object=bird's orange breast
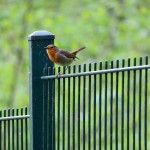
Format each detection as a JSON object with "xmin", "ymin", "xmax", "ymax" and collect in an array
[{"xmin": 46, "ymin": 49, "xmax": 60, "ymax": 63}]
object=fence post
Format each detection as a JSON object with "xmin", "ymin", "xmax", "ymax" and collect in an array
[{"xmin": 28, "ymin": 30, "xmax": 55, "ymax": 150}]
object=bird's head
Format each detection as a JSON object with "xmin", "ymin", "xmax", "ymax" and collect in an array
[{"xmin": 44, "ymin": 44, "xmax": 58, "ymax": 51}]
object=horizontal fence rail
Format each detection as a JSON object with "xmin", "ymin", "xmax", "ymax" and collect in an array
[
  {"xmin": 0, "ymin": 107, "xmax": 30, "ymax": 150},
  {"xmin": 41, "ymin": 64, "xmax": 150, "ymax": 79},
  {"xmin": 0, "ymin": 115, "xmax": 30, "ymax": 121},
  {"xmin": 42, "ymin": 56, "xmax": 149, "ymax": 150}
]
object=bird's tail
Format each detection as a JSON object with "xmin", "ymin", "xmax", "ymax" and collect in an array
[{"xmin": 71, "ymin": 46, "xmax": 86, "ymax": 56}]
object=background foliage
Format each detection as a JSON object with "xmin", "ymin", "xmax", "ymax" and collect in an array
[{"xmin": 0, "ymin": 0, "xmax": 150, "ymax": 107}]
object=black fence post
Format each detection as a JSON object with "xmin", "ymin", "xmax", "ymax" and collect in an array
[{"xmin": 28, "ymin": 30, "xmax": 55, "ymax": 150}]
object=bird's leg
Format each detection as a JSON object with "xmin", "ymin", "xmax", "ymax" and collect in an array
[
  {"xmin": 56, "ymin": 66, "xmax": 68, "ymax": 78},
  {"xmin": 56, "ymin": 72, "xmax": 61, "ymax": 78}
]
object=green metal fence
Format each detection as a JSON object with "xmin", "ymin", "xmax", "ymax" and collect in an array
[
  {"xmin": 42, "ymin": 57, "xmax": 149, "ymax": 150},
  {"xmin": 0, "ymin": 107, "xmax": 30, "ymax": 150},
  {"xmin": 28, "ymin": 30, "xmax": 150, "ymax": 150},
  {"xmin": 1, "ymin": 30, "xmax": 149, "ymax": 150}
]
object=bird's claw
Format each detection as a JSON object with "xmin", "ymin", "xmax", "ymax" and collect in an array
[{"xmin": 56, "ymin": 72, "xmax": 62, "ymax": 79}]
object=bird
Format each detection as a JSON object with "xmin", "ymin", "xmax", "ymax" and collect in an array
[{"xmin": 44, "ymin": 44, "xmax": 86, "ymax": 66}]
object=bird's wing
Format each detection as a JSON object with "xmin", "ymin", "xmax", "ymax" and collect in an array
[{"xmin": 59, "ymin": 49, "xmax": 75, "ymax": 58}]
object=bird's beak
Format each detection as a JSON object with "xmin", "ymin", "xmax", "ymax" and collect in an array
[{"xmin": 44, "ymin": 47, "xmax": 47, "ymax": 49}]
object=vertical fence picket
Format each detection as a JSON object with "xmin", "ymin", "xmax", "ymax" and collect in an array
[
  {"xmin": 21, "ymin": 108, "xmax": 24, "ymax": 150},
  {"xmin": 88, "ymin": 63, "xmax": 91, "ymax": 150},
  {"xmin": 57, "ymin": 67, "xmax": 61, "ymax": 150},
  {"xmin": 72, "ymin": 65, "xmax": 76, "ymax": 150},
  {"xmin": 138, "ymin": 57, "xmax": 142, "ymax": 150},
  {"xmin": 93, "ymin": 63, "xmax": 97, "ymax": 150},
  {"xmin": 78, "ymin": 65, "xmax": 81, "ymax": 150},
  {"xmin": 53, "ymin": 67, "xmax": 56, "ymax": 150},
  {"xmin": 99, "ymin": 62, "xmax": 102, "ymax": 150},
  {"xmin": 67, "ymin": 66, "xmax": 71, "ymax": 150},
  {"xmin": 83, "ymin": 64, "xmax": 86, "ymax": 150},
  {"xmin": 133, "ymin": 58, "xmax": 136, "ymax": 150},
  {"xmin": 121, "ymin": 59, "xmax": 125, "ymax": 150},
  {"xmin": 115, "ymin": 60, "xmax": 119, "ymax": 150},
  {"xmin": 110, "ymin": 60, "xmax": 114, "ymax": 150},
  {"xmin": 16, "ymin": 109, "xmax": 19, "ymax": 150},
  {"xmin": 127, "ymin": 58, "xmax": 131, "ymax": 150},
  {"xmin": 4, "ymin": 110, "xmax": 6, "ymax": 150},
  {"xmin": 8, "ymin": 109, "xmax": 10, "ymax": 150},
  {"xmin": 25, "ymin": 107, "xmax": 28, "ymax": 150},
  {"xmin": 63, "ymin": 66, "xmax": 66, "ymax": 150},
  {"xmin": 104, "ymin": 61, "xmax": 108, "ymax": 150},
  {"xmin": 144, "ymin": 56, "xmax": 148, "ymax": 150}
]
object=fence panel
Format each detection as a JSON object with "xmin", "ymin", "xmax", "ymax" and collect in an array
[
  {"xmin": 42, "ymin": 56, "xmax": 149, "ymax": 150},
  {"xmin": 0, "ymin": 107, "xmax": 30, "ymax": 150}
]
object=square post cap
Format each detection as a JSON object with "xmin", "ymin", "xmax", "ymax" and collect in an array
[{"xmin": 28, "ymin": 30, "xmax": 55, "ymax": 40}]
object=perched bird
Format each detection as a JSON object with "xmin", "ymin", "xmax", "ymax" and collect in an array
[{"xmin": 44, "ymin": 44, "xmax": 85, "ymax": 66}]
